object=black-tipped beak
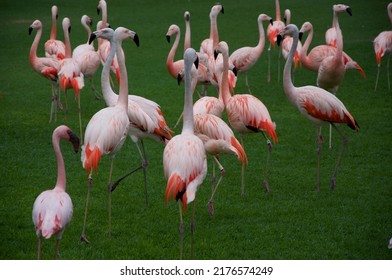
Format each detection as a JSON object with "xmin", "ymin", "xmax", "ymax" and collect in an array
[
  {"xmin": 97, "ymin": 7, "xmax": 100, "ymax": 15},
  {"xmin": 28, "ymin": 26, "xmax": 33, "ymax": 35},
  {"xmin": 177, "ymin": 73, "xmax": 182, "ymax": 85},
  {"xmin": 346, "ymin": 7, "xmax": 352, "ymax": 16},
  {"xmin": 284, "ymin": 17, "xmax": 287, "ymax": 25},
  {"xmin": 269, "ymin": 19, "xmax": 274, "ymax": 26},
  {"xmin": 68, "ymin": 26, "xmax": 71, "ymax": 34},
  {"xmin": 88, "ymin": 32, "xmax": 96, "ymax": 44},
  {"xmin": 221, "ymin": 6, "xmax": 224, "ymax": 14},
  {"xmin": 232, "ymin": 67, "xmax": 237, "ymax": 76},
  {"xmin": 133, "ymin": 33, "xmax": 140, "ymax": 47},
  {"xmin": 214, "ymin": 50, "xmax": 219, "ymax": 60},
  {"xmin": 276, "ymin": 34, "xmax": 283, "ymax": 46},
  {"xmin": 299, "ymin": 32, "xmax": 303, "ymax": 41},
  {"xmin": 194, "ymin": 56, "xmax": 199, "ymax": 70},
  {"xmin": 89, "ymin": 19, "xmax": 93, "ymax": 27},
  {"xmin": 68, "ymin": 130, "xmax": 80, "ymax": 153},
  {"xmin": 166, "ymin": 35, "xmax": 170, "ymax": 43}
]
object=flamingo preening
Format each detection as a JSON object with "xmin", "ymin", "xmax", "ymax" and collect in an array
[
  {"xmin": 278, "ymin": 24, "xmax": 359, "ymax": 192},
  {"xmin": 80, "ymin": 27, "xmax": 139, "ymax": 243},
  {"xmin": 163, "ymin": 48, "xmax": 207, "ymax": 259},
  {"xmin": 32, "ymin": 125, "xmax": 80, "ymax": 259}
]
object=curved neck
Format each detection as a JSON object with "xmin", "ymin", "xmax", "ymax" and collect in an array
[
  {"xmin": 63, "ymin": 26, "xmax": 72, "ymax": 58},
  {"xmin": 29, "ymin": 27, "xmax": 41, "ymax": 62},
  {"xmin": 182, "ymin": 58, "xmax": 194, "ymax": 133},
  {"xmin": 101, "ymin": 37, "xmax": 117, "ymax": 107},
  {"xmin": 167, "ymin": 29, "xmax": 180, "ymax": 66},
  {"xmin": 53, "ymin": 131, "xmax": 66, "ymax": 190},
  {"xmin": 256, "ymin": 19, "xmax": 267, "ymax": 52},
  {"xmin": 275, "ymin": 0, "xmax": 281, "ymax": 21},
  {"xmin": 50, "ymin": 10, "xmax": 57, "ymax": 40},
  {"xmin": 115, "ymin": 38, "xmax": 128, "ymax": 109},
  {"xmin": 220, "ymin": 51, "xmax": 231, "ymax": 106},
  {"xmin": 83, "ymin": 20, "xmax": 92, "ymax": 44},
  {"xmin": 300, "ymin": 25, "xmax": 313, "ymax": 68},
  {"xmin": 283, "ymin": 28, "xmax": 298, "ymax": 105}
]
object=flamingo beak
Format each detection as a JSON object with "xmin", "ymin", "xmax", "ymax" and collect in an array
[
  {"xmin": 88, "ymin": 32, "xmax": 97, "ymax": 45},
  {"xmin": 277, "ymin": 34, "xmax": 283, "ymax": 46},
  {"xmin": 133, "ymin": 33, "xmax": 140, "ymax": 47},
  {"xmin": 346, "ymin": 7, "xmax": 352, "ymax": 16},
  {"xmin": 299, "ymin": 32, "xmax": 303, "ymax": 41},
  {"xmin": 269, "ymin": 19, "xmax": 274, "ymax": 26},
  {"xmin": 28, "ymin": 26, "xmax": 33, "ymax": 35},
  {"xmin": 166, "ymin": 35, "xmax": 171, "ymax": 43},
  {"xmin": 67, "ymin": 130, "xmax": 80, "ymax": 153}
]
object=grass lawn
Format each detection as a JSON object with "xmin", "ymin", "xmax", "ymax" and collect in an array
[{"xmin": 0, "ymin": 0, "xmax": 391, "ymax": 260}]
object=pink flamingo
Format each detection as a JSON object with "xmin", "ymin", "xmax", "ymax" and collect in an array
[
  {"xmin": 317, "ymin": 4, "xmax": 353, "ymax": 149},
  {"xmin": 266, "ymin": 0, "xmax": 285, "ymax": 82},
  {"xmin": 32, "ymin": 125, "xmax": 80, "ymax": 259},
  {"xmin": 72, "ymin": 15, "xmax": 101, "ymax": 99},
  {"xmin": 29, "ymin": 19, "xmax": 61, "ymax": 123},
  {"xmin": 200, "ymin": 4, "xmax": 224, "ymax": 57},
  {"xmin": 58, "ymin": 17, "xmax": 85, "ymax": 141},
  {"xmin": 44, "ymin": 5, "xmax": 65, "ymax": 60},
  {"xmin": 229, "ymin": 13, "xmax": 273, "ymax": 94},
  {"xmin": 374, "ymin": 2, "xmax": 392, "ymax": 92},
  {"xmin": 281, "ymin": 9, "xmax": 302, "ymax": 71},
  {"xmin": 80, "ymin": 27, "xmax": 139, "ymax": 243},
  {"xmin": 194, "ymin": 113, "xmax": 247, "ymax": 216},
  {"xmin": 90, "ymin": 27, "xmax": 172, "ymax": 207},
  {"xmin": 278, "ymin": 24, "xmax": 359, "ymax": 191},
  {"xmin": 166, "ymin": 24, "xmax": 184, "ymax": 83},
  {"xmin": 163, "ymin": 48, "xmax": 207, "ymax": 259},
  {"xmin": 215, "ymin": 41, "xmax": 278, "ymax": 195},
  {"xmin": 299, "ymin": 21, "xmax": 365, "ymax": 78}
]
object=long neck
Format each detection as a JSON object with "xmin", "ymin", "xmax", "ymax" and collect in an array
[
  {"xmin": 275, "ymin": 0, "xmax": 281, "ymax": 21},
  {"xmin": 184, "ymin": 19, "xmax": 191, "ymax": 51},
  {"xmin": 53, "ymin": 132, "xmax": 66, "ymax": 190},
  {"xmin": 182, "ymin": 60, "xmax": 194, "ymax": 133},
  {"xmin": 256, "ymin": 19, "xmax": 267, "ymax": 53},
  {"xmin": 101, "ymin": 37, "xmax": 118, "ymax": 107},
  {"xmin": 210, "ymin": 13, "xmax": 219, "ymax": 48},
  {"xmin": 83, "ymin": 21, "xmax": 92, "ymax": 44},
  {"xmin": 283, "ymin": 28, "xmax": 298, "ymax": 105},
  {"xmin": 299, "ymin": 26, "xmax": 313, "ymax": 68},
  {"xmin": 115, "ymin": 39, "xmax": 128, "ymax": 109},
  {"xmin": 167, "ymin": 30, "xmax": 180, "ymax": 67},
  {"xmin": 63, "ymin": 26, "xmax": 72, "ymax": 58},
  {"xmin": 29, "ymin": 27, "xmax": 41, "ymax": 63},
  {"xmin": 101, "ymin": 1, "xmax": 108, "ymax": 28},
  {"xmin": 333, "ymin": 12, "xmax": 343, "ymax": 57},
  {"xmin": 220, "ymin": 51, "xmax": 231, "ymax": 106},
  {"xmin": 50, "ymin": 10, "xmax": 57, "ymax": 40}
]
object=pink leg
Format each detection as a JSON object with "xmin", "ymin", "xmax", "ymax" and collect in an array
[
  {"xmin": 330, "ymin": 124, "xmax": 349, "ymax": 190},
  {"xmin": 55, "ymin": 239, "xmax": 60, "ymax": 260},
  {"xmin": 316, "ymin": 127, "xmax": 323, "ymax": 192},
  {"xmin": 37, "ymin": 237, "xmax": 41, "ymax": 260}
]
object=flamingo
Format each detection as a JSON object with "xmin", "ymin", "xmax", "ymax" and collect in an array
[
  {"xmin": 29, "ymin": 19, "xmax": 61, "ymax": 123},
  {"xmin": 299, "ymin": 21, "xmax": 365, "ymax": 78},
  {"xmin": 281, "ymin": 9, "xmax": 302, "ymax": 71},
  {"xmin": 32, "ymin": 125, "xmax": 80, "ymax": 259},
  {"xmin": 90, "ymin": 27, "xmax": 172, "ymax": 207},
  {"xmin": 58, "ymin": 17, "xmax": 85, "ymax": 142},
  {"xmin": 72, "ymin": 15, "xmax": 101, "ymax": 100},
  {"xmin": 163, "ymin": 48, "xmax": 207, "ymax": 259},
  {"xmin": 80, "ymin": 27, "xmax": 139, "ymax": 243},
  {"xmin": 44, "ymin": 5, "xmax": 65, "ymax": 60},
  {"xmin": 193, "ymin": 113, "xmax": 247, "ymax": 216},
  {"xmin": 374, "ymin": 2, "xmax": 392, "ymax": 92},
  {"xmin": 166, "ymin": 24, "xmax": 184, "ymax": 83},
  {"xmin": 317, "ymin": 4, "xmax": 353, "ymax": 149},
  {"xmin": 200, "ymin": 4, "xmax": 224, "ymax": 57},
  {"xmin": 97, "ymin": 0, "xmax": 121, "ymax": 84},
  {"xmin": 215, "ymin": 41, "xmax": 278, "ymax": 195},
  {"xmin": 266, "ymin": 0, "xmax": 285, "ymax": 82},
  {"xmin": 277, "ymin": 24, "xmax": 359, "ymax": 191},
  {"xmin": 229, "ymin": 13, "xmax": 273, "ymax": 94}
]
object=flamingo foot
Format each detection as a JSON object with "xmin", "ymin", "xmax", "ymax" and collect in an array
[
  {"xmin": 80, "ymin": 234, "xmax": 90, "ymax": 244},
  {"xmin": 207, "ymin": 200, "xmax": 215, "ymax": 217}
]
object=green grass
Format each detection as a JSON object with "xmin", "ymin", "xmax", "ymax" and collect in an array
[{"xmin": 0, "ymin": 0, "xmax": 391, "ymax": 260}]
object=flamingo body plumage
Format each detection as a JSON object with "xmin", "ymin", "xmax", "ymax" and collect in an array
[{"xmin": 44, "ymin": 5, "xmax": 65, "ymax": 60}]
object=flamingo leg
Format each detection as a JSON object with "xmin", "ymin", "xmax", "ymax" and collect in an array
[
  {"xmin": 277, "ymin": 50, "xmax": 281, "ymax": 83},
  {"xmin": 90, "ymin": 77, "xmax": 103, "ymax": 100},
  {"xmin": 37, "ymin": 236, "xmax": 42, "ymax": 260},
  {"xmin": 267, "ymin": 42, "xmax": 271, "ymax": 83},
  {"xmin": 316, "ymin": 127, "xmax": 323, "ymax": 192},
  {"xmin": 208, "ymin": 156, "xmax": 224, "ymax": 216},
  {"xmin": 190, "ymin": 199, "xmax": 196, "ymax": 260},
  {"xmin": 178, "ymin": 202, "xmax": 184, "ymax": 260},
  {"xmin": 107, "ymin": 157, "xmax": 115, "ymax": 238},
  {"xmin": 375, "ymin": 63, "xmax": 381, "ymax": 92},
  {"xmin": 77, "ymin": 93, "xmax": 83, "ymax": 144},
  {"xmin": 262, "ymin": 135, "xmax": 272, "ymax": 193},
  {"xmin": 330, "ymin": 123, "xmax": 349, "ymax": 190},
  {"xmin": 245, "ymin": 72, "xmax": 252, "ymax": 95},
  {"xmin": 387, "ymin": 53, "xmax": 391, "ymax": 92},
  {"xmin": 174, "ymin": 111, "xmax": 184, "ymax": 129},
  {"xmin": 139, "ymin": 140, "xmax": 149, "ymax": 207},
  {"xmin": 55, "ymin": 239, "xmax": 60, "ymax": 260},
  {"xmin": 80, "ymin": 172, "xmax": 92, "ymax": 243},
  {"xmin": 240, "ymin": 135, "xmax": 246, "ymax": 195}
]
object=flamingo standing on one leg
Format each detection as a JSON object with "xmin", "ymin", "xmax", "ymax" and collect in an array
[
  {"xmin": 374, "ymin": 2, "xmax": 392, "ymax": 92},
  {"xmin": 163, "ymin": 48, "xmax": 207, "ymax": 260},
  {"xmin": 32, "ymin": 125, "xmax": 80, "ymax": 259},
  {"xmin": 89, "ymin": 27, "xmax": 172, "ymax": 207},
  {"xmin": 229, "ymin": 14, "xmax": 273, "ymax": 94},
  {"xmin": 215, "ymin": 41, "xmax": 278, "ymax": 195},
  {"xmin": 278, "ymin": 24, "xmax": 359, "ymax": 191},
  {"xmin": 29, "ymin": 19, "xmax": 61, "ymax": 123},
  {"xmin": 72, "ymin": 15, "xmax": 101, "ymax": 100},
  {"xmin": 317, "ymin": 4, "xmax": 352, "ymax": 149},
  {"xmin": 44, "ymin": 5, "xmax": 65, "ymax": 60},
  {"xmin": 193, "ymin": 113, "xmax": 247, "ymax": 216},
  {"xmin": 80, "ymin": 27, "xmax": 139, "ymax": 243},
  {"xmin": 266, "ymin": 0, "xmax": 285, "ymax": 82},
  {"xmin": 58, "ymin": 17, "xmax": 85, "ymax": 142}
]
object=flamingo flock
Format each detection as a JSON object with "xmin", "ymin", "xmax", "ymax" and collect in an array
[{"xmin": 28, "ymin": 1, "xmax": 392, "ymax": 259}]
